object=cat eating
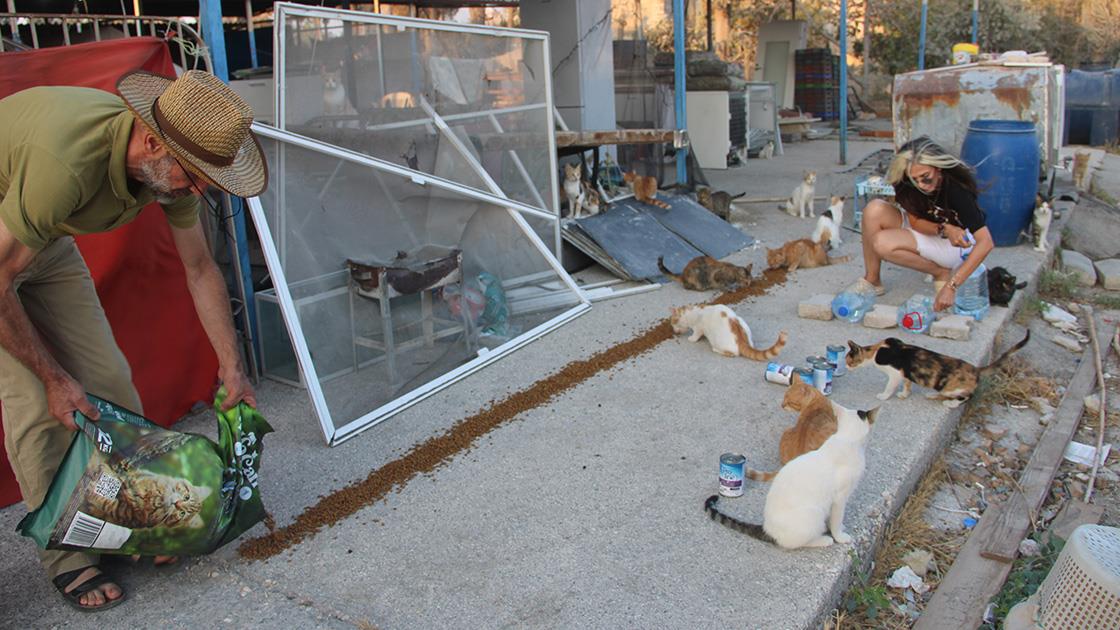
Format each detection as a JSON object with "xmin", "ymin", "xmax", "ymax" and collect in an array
[
  {"xmin": 780, "ymin": 170, "xmax": 817, "ymax": 218},
  {"xmin": 846, "ymin": 331, "xmax": 1030, "ymax": 407},
  {"xmin": 811, "ymin": 195, "xmax": 845, "ymax": 250},
  {"xmin": 623, "ymin": 171, "xmax": 670, "ymax": 209},
  {"xmin": 657, "ymin": 255, "xmax": 752, "ymax": 291},
  {"xmin": 766, "ymin": 235, "xmax": 850, "ymax": 271},
  {"xmin": 746, "ymin": 381, "xmax": 838, "ymax": 482},
  {"xmin": 669, "ymin": 304, "xmax": 788, "ymax": 361},
  {"xmin": 705, "ymin": 403, "xmax": 880, "ymax": 549}
]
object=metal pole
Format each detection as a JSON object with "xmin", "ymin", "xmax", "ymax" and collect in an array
[
  {"xmin": 917, "ymin": 0, "xmax": 928, "ymax": 71},
  {"xmin": 839, "ymin": 0, "xmax": 847, "ymax": 165},
  {"xmin": 7, "ymin": 0, "xmax": 21, "ymax": 44},
  {"xmin": 971, "ymin": 0, "xmax": 979, "ymax": 45},
  {"xmin": 245, "ymin": 0, "xmax": 258, "ymax": 68},
  {"xmin": 200, "ymin": 0, "xmax": 261, "ymax": 368},
  {"xmin": 673, "ymin": 0, "xmax": 687, "ymax": 185},
  {"xmin": 705, "ymin": 0, "xmax": 712, "ymax": 52}
]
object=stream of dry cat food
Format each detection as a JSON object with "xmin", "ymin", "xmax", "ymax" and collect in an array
[{"xmin": 238, "ymin": 267, "xmax": 789, "ymax": 561}]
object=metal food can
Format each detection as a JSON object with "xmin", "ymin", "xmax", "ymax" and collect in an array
[
  {"xmin": 793, "ymin": 367, "xmax": 815, "ymax": 385},
  {"xmin": 827, "ymin": 344, "xmax": 847, "ymax": 376},
  {"xmin": 810, "ymin": 360, "xmax": 833, "ymax": 396},
  {"xmin": 764, "ymin": 362, "xmax": 795, "ymax": 385},
  {"xmin": 719, "ymin": 452, "xmax": 746, "ymax": 497}
]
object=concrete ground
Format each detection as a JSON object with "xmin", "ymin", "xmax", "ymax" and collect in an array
[{"xmin": 0, "ymin": 133, "xmax": 1079, "ymax": 629}]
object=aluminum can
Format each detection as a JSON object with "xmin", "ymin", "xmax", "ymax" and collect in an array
[
  {"xmin": 793, "ymin": 367, "xmax": 814, "ymax": 385},
  {"xmin": 764, "ymin": 362, "xmax": 795, "ymax": 385},
  {"xmin": 810, "ymin": 360, "xmax": 833, "ymax": 396},
  {"xmin": 827, "ymin": 344, "xmax": 847, "ymax": 376},
  {"xmin": 719, "ymin": 452, "xmax": 746, "ymax": 497}
]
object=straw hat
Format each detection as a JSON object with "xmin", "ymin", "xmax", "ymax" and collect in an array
[{"xmin": 117, "ymin": 69, "xmax": 267, "ymax": 198}]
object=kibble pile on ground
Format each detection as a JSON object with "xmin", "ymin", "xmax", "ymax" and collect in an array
[{"xmin": 238, "ymin": 268, "xmax": 788, "ymax": 560}]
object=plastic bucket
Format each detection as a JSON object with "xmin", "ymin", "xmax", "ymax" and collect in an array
[{"xmin": 960, "ymin": 120, "xmax": 1040, "ymax": 247}]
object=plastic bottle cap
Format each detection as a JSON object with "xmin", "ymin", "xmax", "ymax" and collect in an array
[
  {"xmin": 903, "ymin": 314, "xmax": 915, "ymax": 328},
  {"xmin": 837, "ymin": 306, "xmax": 849, "ymax": 317}
]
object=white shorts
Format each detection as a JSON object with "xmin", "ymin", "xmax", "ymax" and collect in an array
[{"xmin": 900, "ymin": 213, "xmax": 966, "ymax": 270}]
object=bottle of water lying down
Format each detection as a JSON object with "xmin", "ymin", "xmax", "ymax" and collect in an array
[{"xmin": 832, "ymin": 287, "xmax": 876, "ymax": 323}]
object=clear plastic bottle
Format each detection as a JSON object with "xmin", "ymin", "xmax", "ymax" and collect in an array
[
  {"xmin": 954, "ymin": 263, "xmax": 990, "ymax": 321},
  {"xmin": 898, "ymin": 294, "xmax": 934, "ymax": 333},
  {"xmin": 832, "ymin": 287, "xmax": 876, "ymax": 323}
]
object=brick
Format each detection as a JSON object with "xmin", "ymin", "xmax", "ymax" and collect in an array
[
  {"xmin": 1062, "ymin": 250, "xmax": 1098, "ymax": 286},
  {"xmin": 1093, "ymin": 258, "xmax": 1120, "ymax": 290},
  {"xmin": 798, "ymin": 294, "xmax": 834, "ymax": 320},
  {"xmin": 930, "ymin": 314, "xmax": 972, "ymax": 340},
  {"xmin": 862, "ymin": 304, "xmax": 898, "ymax": 329}
]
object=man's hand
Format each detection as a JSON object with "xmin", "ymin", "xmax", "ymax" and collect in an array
[
  {"xmin": 219, "ymin": 367, "xmax": 256, "ymax": 411},
  {"xmin": 45, "ymin": 372, "xmax": 99, "ymax": 431},
  {"xmin": 934, "ymin": 284, "xmax": 956, "ymax": 312}
]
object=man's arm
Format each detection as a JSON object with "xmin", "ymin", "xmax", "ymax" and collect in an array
[
  {"xmin": 0, "ymin": 220, "xmax": 99, "ymax": 429},
  {"xmin": 169, "ymin": 220, "xmax": 256, "ymax": 410}
]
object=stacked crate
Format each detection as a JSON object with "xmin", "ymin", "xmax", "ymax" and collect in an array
[{"xmin": 794, "ymin": 48, "xmax": 840, "ymax": 120}]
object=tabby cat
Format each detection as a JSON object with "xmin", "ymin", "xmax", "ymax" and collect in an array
[
  {"xmin": 657, "ymin": 255, "xmax": 752, "ymax": 291},
  {"xmin": 846, "ymin": 331, "xmax": 1030, "ymax": 407},
  {"xmin": 766, "ymin": 235, "xmax": 850, "ymax": 271},
  {"xmin": 705, "ymin": 404, "xmax": 879, "ymax": 549},
  {"xmin": 82, "ymin": 464, "xmax": 211, "ymax": 529},
  {"xmin": 669, "ymin": 304, "xmax": 788, "ymax": 361},
  {"xmin": 623, "ymin": 171, "xmax": 670, "ymax": 209},
  {"xmin": 696, "ymin": 186, "xmax": 744, "ymax": 221},
  {"xmin": 746, "ymin": 381, "xmax": 838, "ymax": 482}
]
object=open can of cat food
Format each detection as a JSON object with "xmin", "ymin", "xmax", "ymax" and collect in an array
[
  {"xmin": 764, "ymin": 362, "xmax": 795, "ymax": 385},
  {"xmin": 827, "ymin": 345, "xmax": 847, "ymax": 376},
  {"xmin": 719, "ymin": 453, "xmax": 746, "ymax": 497},
  {"xmin": 809, "ymin": 359, "xmax": 834, "ymax": 396}
]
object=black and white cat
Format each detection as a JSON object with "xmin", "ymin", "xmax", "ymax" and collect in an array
[
  {"xmin": 705, "ymin": 403, "xmax": 879, "ymax": 549},
  {"xmin": 811, "ymin": 195, "xmax": 845, "ymax": 250}
]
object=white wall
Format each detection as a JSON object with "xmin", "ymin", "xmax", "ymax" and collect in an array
[{"xmin": 755, "ymin": 20, "xmax": 808, "ymax": 109}]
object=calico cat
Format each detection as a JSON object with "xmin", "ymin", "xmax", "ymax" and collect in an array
[
  {"xmin": 623, "ymin": 171, "xmax": 670, "ymax": 209},
  {"xmin": 321, "ymin": 67, "xmax": 348, "ymax": 115},
  {"xmin": 988, "ymin": 266, "xmax": 1027, "ymax": 307},
  {"xmin": 780, "ymin": 170, "xmax": 817, "ymax": 218},
  {"xmin": 705, "ymin": 404, "xmax": 879, "ymax": 549},
  {"xmin": 669, "ymin": 304, "xmax": 788, "ymax": 361},
  {"xmin": 766, "ymin": 234, "xmax": 850, "ymax": 271},
  {"xmin": 696, "ymin": 186, "xmax": 744, "ymax": 221},
  {"xmin": 758, "ymin": 140, "xmax": 775, "ymax": 160},
  {"xmin": 811, "ymin": 195, "xmax": 845, "ymax": 250},
  {"xmin": 746, "ymin": 381, "xmax": 839, "ymax": 482},
  {"xmin": 82, "ymin": 464, "xmax": 211, "ymax": 529},
  {"xmin": 1032, "ymin": 199, "xmax": 1052, "ymax": 253},
  {"xmin": 563, "ymin": 163, "xmax": 601, "ymax": 219},
  {"xmin": 657, "ymin": 255, "xmax": 752, "ymax": 291},
  {"xmin": 846, "ymin": 331, "xmax": 1030, "ymax": 407}
]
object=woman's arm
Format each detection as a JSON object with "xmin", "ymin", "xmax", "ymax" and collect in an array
[
  {"xmin": 906, "ymin": 212, "xmax": 941, "ymax": 236},
  {"xmin": 934, "ymin": 226, "xmax": 994, "ymax": 310}
]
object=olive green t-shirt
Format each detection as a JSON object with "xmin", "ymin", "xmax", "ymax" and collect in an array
[{"xmin": 0, "ymin": 86, "xmax": 199, "ymax": 251}]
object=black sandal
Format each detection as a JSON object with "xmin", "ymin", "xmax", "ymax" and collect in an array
[{"xmin": 51, "ymin": 566, "xmax": 126, "ymax": 612}]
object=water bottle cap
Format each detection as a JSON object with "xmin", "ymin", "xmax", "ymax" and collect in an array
[
  {"xmin": 903, "ymin": 314, "xmax": 915, "ymax": 328},
  {"xmin": 837, "ymin": 306, "xmax": 849, "ymax": 317}
]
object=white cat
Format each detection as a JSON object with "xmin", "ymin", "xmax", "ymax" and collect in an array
[
  {"xmin": 669, "ymin": 304, "xmax": 787, "ymax": 361},
  {"xmin": 781, "ymin": 170, "xmax": 817, "ymax": 218},
  {"xmin": 563, "ymin": 163, "xmax": 585, "ymax": 219},
  {"xmin": 705, "ymin": 404, "xmax": 880, "ymax": 549},
  {"xmin": 1033, "ymin": 200, "xmax": 1052, "ymax": 253},
  {"xmin": 321, "ymin": 67, "xmax": 348, "ymax": 116},
  {"xmin": 758, "ymin": 140, "xmax": 775, "ymax": 160},
  {"xmin": 811, "ymin": 195, "xmax": 845, "ymax": 250}
]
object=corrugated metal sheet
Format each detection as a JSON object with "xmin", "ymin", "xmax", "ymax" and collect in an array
[{"xmin": 892, "ymin": 63, "xmax": 1065, "ymax": 170}]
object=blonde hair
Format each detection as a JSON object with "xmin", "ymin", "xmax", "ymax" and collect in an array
[{"xmin": 886, "ymin": 137, "xmax": 967, "ymax": 188}]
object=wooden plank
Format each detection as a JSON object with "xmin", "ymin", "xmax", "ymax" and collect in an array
[
  {"xmin": 555, "ymin": 129, "xmax": 676, "ymax": 149},
  {"xmin": 978, "ymin": 323, "xmax": 1115, "ymax": 562},
  {"xmin": 1047, "ymin": 500, "xmax": 1104, "ymax": 543},
  {"xmin": 917, "ymin": 323, "xmax": 1115, "ymax": 629}
]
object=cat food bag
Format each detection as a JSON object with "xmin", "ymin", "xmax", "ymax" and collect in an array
[{"xmin": 17, "ymin": 389, "xmax": 272, "ymax": 556}]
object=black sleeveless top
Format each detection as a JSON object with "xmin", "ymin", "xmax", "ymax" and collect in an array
[{"xmin": 895, "ymin": 175, "xmax": 987, "ymax": 233}]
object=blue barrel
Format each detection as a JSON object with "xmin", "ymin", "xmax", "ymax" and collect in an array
[{"xmin": 960, "ymin": 120, "xmax": 1040, "ymax": 247}]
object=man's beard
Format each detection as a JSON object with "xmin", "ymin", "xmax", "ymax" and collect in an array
[{"xmin": 139, "ymin": 154, "xmax": 194, "ymax": 204}]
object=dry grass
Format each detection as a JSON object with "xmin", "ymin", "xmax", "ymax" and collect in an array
[{"xmin": 962, "ymin": 357, "xmax": 1058, "ymax": 426}]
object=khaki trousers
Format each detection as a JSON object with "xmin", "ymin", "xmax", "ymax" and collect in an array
[{"xmin": 0, "ymin": 237, "xmax": 142, "ymax": 580}]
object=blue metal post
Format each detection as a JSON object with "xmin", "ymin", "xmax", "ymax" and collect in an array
[
  {"xmin": 917, "ymin": 0, "xmax": 928, "ymax": 70},
  {"xmin": 200, "ymin": 0, "xmax": 260, "ymax": 362},
  {"xmin": 839, "ymin": 0, "xmax": 848, "ymax": 165},
  {"xmin": 971, "ymin": 0, "xmax": 979, "ymax": 45},
  {"xmin": 673, "ymin": 0, "xmax": 687, "ymax": 185},
  {"xmin": 245, "ymin": 0, "xmax": 259, "ymax": 68}
]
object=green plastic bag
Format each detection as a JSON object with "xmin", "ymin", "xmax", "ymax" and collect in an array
[{"xmin": 17, "ymin": 389, "xmax": 272, "ymax": 556}]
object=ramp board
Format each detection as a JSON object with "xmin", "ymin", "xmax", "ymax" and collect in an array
[{"xmin": 615, "ymin": 195, "xmax": 754, "ymax": 258}]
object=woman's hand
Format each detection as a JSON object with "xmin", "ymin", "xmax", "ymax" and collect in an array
[
  {"xmin": 934, "ymin": 284, "xmax": 956, "ymax": 311},
  {"xmin": 942, "ymin": 224, "xmax": 971, "ymax": 248}
]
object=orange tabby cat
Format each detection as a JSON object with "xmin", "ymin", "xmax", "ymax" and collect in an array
[
  {"xmin": 82, "ymin": 463, "xmax": 211, "ymax": 529},
  {"xmin": 623, "ymin": 171, "xmax": 670, "ymax": 209},
  {"xmin": 766, "ymin": 234, "xmax": 850, "ymax": 271},
  {"xmin": 746, "ymin": 381, "xmax": 838, "ymax": 481}
]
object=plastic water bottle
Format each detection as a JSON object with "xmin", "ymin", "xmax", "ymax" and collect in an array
[
  {"xmin": 898, "ymin": 294, "xmax": 934, "ymax": 333},
  {"xmin": 832, "ymin": 287, "xmax": 876, "ymax": 323},
  {"xmin": 959, "ymin": 229, "xmax": 976, "ymax": 261},
  {"xmin": 954, "ymin": 263, "xmax": 990, "ymax": 321}
]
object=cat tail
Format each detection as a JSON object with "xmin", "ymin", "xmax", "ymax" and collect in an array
[
  {"xmin": 729, "ymin": 192, "xmax": 746, "ymax": 200},
  {"xmin": 826, "ymin": 254, "xmax": 851, "ymax": 265},
  {"xmin": 657, "ymin": 256, "xmax": 682, "ymax": 282},
  {"xmin": 744, "ymin": 468, "xmax": 778, "ymax": 482},
  {"xmin": 650, "ymin": 198, "xmax": 671, "ymax": 209},
  {"xmin": 980, "ymin": 330, "xmax": 1031, "ymax": 376},
  {"xmin": 731, "ymin": 323, "xmax": 788, "ymax": 361},
  {"xmin": 704, "ymin": 495, "xmax": 776, "ymax": 543}
]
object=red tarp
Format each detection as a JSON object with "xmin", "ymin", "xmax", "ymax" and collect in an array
[{"xmin": 0, "ymin": 38, "xmax": 220, "ymax": 507}]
